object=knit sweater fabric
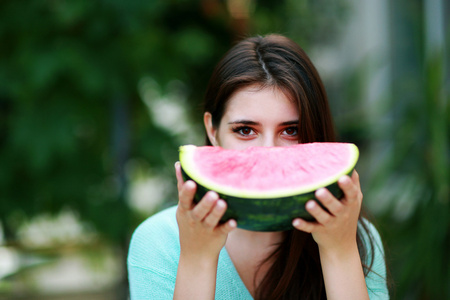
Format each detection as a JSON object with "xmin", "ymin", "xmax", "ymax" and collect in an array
[{"xmin": 128, "ymin": 206, "xmax": 389, "ymax": 299}]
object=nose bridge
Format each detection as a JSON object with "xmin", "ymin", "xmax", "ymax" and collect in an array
[{"xmin": 262, "ymin": 132, "xmax": 277, "ymax": 147}]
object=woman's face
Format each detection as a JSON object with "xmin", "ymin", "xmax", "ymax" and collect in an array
[{"xmin": 204, "ymin": 85, "xmax": 300, "ymax": 150}]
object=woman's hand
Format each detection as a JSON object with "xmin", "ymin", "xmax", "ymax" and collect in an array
[
  {"xmin": 175, "ymin": 161, "xmax": 236, "ymax": 260},
  {"xmin": 292, "ymin": 170, "xmax": 362, "ymax": 253},
  {"xmin": 174, "ymin": 162, "xmax": 236, "ymax": 300},
  {"xmin": 292, "ymin": 170, "xmax": 369, "ymax": 300}
]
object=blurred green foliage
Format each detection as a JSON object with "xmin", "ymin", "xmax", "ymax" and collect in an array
[
  {"xmin": 0, "ymin": 0, "xmax": 236, "ymax": 241},
  {"xmin": 1, "ymin": 0, "xmax": 448, "ymax": 299},
  {"xmin": 366, "ymin": 1, "xmax": 450, "ymax": 298},
  {"xmin": 0, "ymin": 0, "xmax": 347, "ymax": 241}
]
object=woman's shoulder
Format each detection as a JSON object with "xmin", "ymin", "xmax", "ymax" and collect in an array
[
  {"xmin": 134, "ymin": 205, "xmax": 178, "ymax": 234},
  {"xmin": 358, "ymin": 218, "xmax": 384, "ymax": 255},
  {"xmin": 128, "ymin": 205, "xmax": 180, "ymax": 268},
  {"xmin": 358, "ymin": 218, "xmax": 389, "ymax": 297}
]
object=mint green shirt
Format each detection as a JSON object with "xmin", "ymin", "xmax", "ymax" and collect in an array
[{"xmin": 128, "ymin": 206, "xmax": 389, "ymax": 299}]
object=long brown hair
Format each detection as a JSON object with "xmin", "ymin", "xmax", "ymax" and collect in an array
[{"xmin": 203, "ymin": 34, "xmax": 375, "ymax": 299}]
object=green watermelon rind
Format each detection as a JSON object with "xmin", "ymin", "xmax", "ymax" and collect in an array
[
  {"xmin": 179, "ymin": 144, "xmax": 359, "ymax": 199},
  {"xmin": 181, "ymin": 167, "xmax": 351, "ymax": 231}
]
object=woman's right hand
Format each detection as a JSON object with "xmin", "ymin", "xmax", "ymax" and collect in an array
[
  {"xmin": 175, "ymin": 161, "xmax": 236, "ymax": 261},
  {"xmin": 174, "ymin": 162, "xmax": 236, "ymax": 299}
]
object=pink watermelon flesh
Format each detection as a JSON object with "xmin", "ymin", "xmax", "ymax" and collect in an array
[{"xmin": 181, "ymin": 143, "xmax": 358, "ymax": 198}]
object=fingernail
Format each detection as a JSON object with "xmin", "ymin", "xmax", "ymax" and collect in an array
[
  {"xmin": 216, "ymin": 200, "xmax": 226, "ymax": 209},
  {"xmin": 185, "ymin": 180, "xmax": 195, "ymax": 189},
  {"xmin": 306, "ymin": 201, "xmax": 315, "ymax": 209},
  {"xmin": 292, "ymin": 219, "xmax": 301, "ymax": 227},
  {"xmin": 207, "ymin": 191, "xmax": 218, "ymax": 201},
  {"xmin": 316, "ymin": 188, "xmax": 326, "ymax": 197},
  {"xmin": 228, "ymin": 219, "xmax": 237, "ymax": 228},
  {"xmin": 339, "ymin": 176, "xmax": 349, "ymax": 184}
]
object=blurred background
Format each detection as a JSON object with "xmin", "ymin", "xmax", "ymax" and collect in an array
[{"xmin": 0, "ymin": 0, "xmax": 448, "ymax": 299}]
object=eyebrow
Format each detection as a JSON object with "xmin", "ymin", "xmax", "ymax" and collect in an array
[
  {"xmin": 227, "ymin": 120, "xmax": 260, "ymax": 125},
  {"xmin": 227, "ymin": 120, "xmax": 299, "ymax": 126},
  {"xmin": 280, "ymin": 120, "xmax": 299, "ymax": 126}
]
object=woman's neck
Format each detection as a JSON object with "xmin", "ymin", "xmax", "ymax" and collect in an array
[
  {"xmin": 227, "ymin": 228, "xmax": 284, "ymax": 249},
  {"xmin": 225, "ymin": 229, "xmax": 284, "ymax": 296}
]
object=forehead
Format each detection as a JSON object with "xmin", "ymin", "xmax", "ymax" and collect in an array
[{"xmin": 223, "ymin": 85, "xmax": 298, "ymax": 120}]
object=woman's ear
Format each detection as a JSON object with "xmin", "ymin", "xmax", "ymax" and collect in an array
[{"xmin": 204, "ymin": 112, "xmax": 219, "ymax": 146}]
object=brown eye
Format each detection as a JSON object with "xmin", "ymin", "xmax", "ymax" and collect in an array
[
  {"xmin": 283, "ymin": 127, "xmax": 298, "ymax": 136},
  {"xmin": 240, "ymin": 127, "xmax": 252, "ymax": 135},
  {"xmin": 232, "ymin": 126, "xmax": 256, "ymax": 137}
]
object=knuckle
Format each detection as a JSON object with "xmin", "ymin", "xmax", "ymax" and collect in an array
[
  {"xmin": 347, "ymin": 186, "xmax": 358, "ymax": 198},
  {"xmin": 207, "ymin": 212, "xmax": 224, "ymax": 226},
  {"xmin": 320, "ymin": 194, "xmax": 332, "ymax": 205},
  {"xmin": 179, "ymin": 202, "xmax": 189, "ymax": 211},
  {"xmin": 303, "ymin": 224, "xmax": 313, "ymax": 233},
  {"xmin": 220, "ymin": 224, "xmax": 231, "ymax": 234},
  {"xmin": 203, "ymin": 218, "xmax": 216, "ymax": 228},
  {"xmin": 321, "ymin": 215, "xmax": 332, "ymax": 225},
  {"xmin": 333, "ymin": 205, "xmax": 343, "ymax": 215},
  {"xmin": 178, "ymin": 189, "xmax": 186, "ymax": 199},
  {"xmin": 187, "ymin": 218, "xmax": 196, "ymax": 226},
  {"xmin": 341, "ymin": 211, "xmax": 350, "ymax": 221},
  {"xmin": 175, "ymin": 210, "xmax": 182, "ymax": 222},
  {"xmin": 191, "ymin": 209, "xmax": 202, "ymax": 221},
  {"xmin": 180, "ymin": 187, "xmax": 193, "ymax": 200},
  {"xmin": 214, "ymin": 203, "xmax": 226, "ymax": 215},
  {"xmin": 178, "ymin": 198, "xmax": 190, "ymax": 210}
]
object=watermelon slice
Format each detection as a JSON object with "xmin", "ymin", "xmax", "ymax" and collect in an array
[{"xmin": 179, "ymin": 143, "xmax": 359, "ymax": 231}]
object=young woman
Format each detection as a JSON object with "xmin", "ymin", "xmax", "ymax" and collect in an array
[{"xmin": 128, "ymin": 34, "xmax": 389, "ymax": 299}]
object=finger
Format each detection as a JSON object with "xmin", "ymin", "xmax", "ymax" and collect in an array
[
  {"xmin": 351, "ymin": 169, "xmax": 361, "ymax": 190},
  {"xmin": 190, "ymin": 191, "xmax": 218, "ymax": 221},
  {"xmin": 305, "ymin": 200, "xmax": 333, "ymax": 225},
  {"xmin": 178, "ymin": 180, "xmax": 197, "ymax": 210},
  {"xmin": 292, "ymin": 218, "xmax": 319, "ymax": 233},
  {"xmin": 315, "ymin": 188, "xmax": 344, "ymax": 216},
  {"xmin": 218, "ymin": 219, "xmax": 237, "ymax": 235},
  {"xmin": 175, "ymin": 161, "xmax": 184, "ymax": 192},
  {"xmin": 338, "ymin": 175, "xmax": 360, "ymax": 204},
  {"xmin": 203, "ymin": 199, "xmax": 227, "ymax": 228}
]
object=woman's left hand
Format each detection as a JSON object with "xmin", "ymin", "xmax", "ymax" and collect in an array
[{"xmin": 292, "ymin": 170, "xmax": 363, "ymax": 254}]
